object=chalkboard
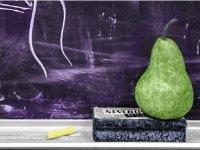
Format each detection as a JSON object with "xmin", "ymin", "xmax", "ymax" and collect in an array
[{"xmin": 0, "ymin": 1, "xmax": 199, "ymax": 119}]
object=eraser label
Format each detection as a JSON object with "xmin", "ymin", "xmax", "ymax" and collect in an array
[
  {"xmin": 103, "ymin": 108, "xmax": 143, "ymax": 115},
  {"xmin": 94, "ymin": 107, "xmax": 149, "ymax": 119}
]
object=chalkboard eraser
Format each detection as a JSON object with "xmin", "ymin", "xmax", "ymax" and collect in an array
[{"xmin": 93, "ymin": 107, "xmax": 186, "ymax": 142}]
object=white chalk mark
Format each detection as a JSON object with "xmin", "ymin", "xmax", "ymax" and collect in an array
[
  {"xmin": 24, "ymin": 0, "xmax": 33, "ymax": 7},
  {"xmin": 85, "ymin": 30, "xmax": 94, "ymax": 69},
  {"xmin": 0, "ymin": 105, "xmax": 14, "ymax": 113},
  {"xmin": 0, "ymin": 8, "xmax": 24, "ymax": 13},
  {"xmin": 197, "ymin": 39, "xmax": 200, "ymax": 55},
  {"xmin": 31, "ymin": 92, "xmax": 43, "ymax": 100},
  {"xmin": 14, "ymin": 0, "xmax": 33, "ymax": 7},
  {"xmin": 186, "ymin": 22, "xmax": 189, "ymax": 29},
  {"xmin": 60, "ymin": 0, "xmax": 72, "ymax": 66},
  {"xmin": 0, "ymin": 3, "xmax": 31, "ymax": 10},
  {"xmin": 13, "ymin": 91, "xmax": 22, "ymax": 100},
  {"xmin": 0, "ymin": 94, "xmax": 5, "ymax": 101},
  {"xmin": 183, "ymin": 23, "xmax": 189, "ymax": 40},
  {"xmin": 29, "ymin": 0, "xmax": 47, "ymax": 78}
]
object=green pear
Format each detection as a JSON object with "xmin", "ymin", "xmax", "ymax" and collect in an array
[{"xmin": 135, "ymin": 18, "xmax": 194, "ymax": 120}]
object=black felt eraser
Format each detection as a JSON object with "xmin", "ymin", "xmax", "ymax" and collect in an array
[
  {"xmin": 92, "ymin": 107, "xmax": 187, "ymax": 142},
  {"xmin": 94, "ymin": 129, "xmax": 186, "ymax": 142}
]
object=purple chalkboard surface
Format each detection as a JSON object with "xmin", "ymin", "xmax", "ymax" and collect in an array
[{"xmin": 0, "ymin": 1, "xmax": 199, "ymax": 119}]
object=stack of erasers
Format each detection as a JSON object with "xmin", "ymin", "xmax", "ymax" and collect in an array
[{"xmin": 93, "ymin": 107, "xmax": 186, "ymax": 142}]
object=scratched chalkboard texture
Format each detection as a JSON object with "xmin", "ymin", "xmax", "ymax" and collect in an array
[{"xmin": 0, "ymin": 1, "xmax": 199, "ymax": 119}]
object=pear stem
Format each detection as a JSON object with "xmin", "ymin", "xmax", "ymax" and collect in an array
[{"xmin": 162, "ymin": 18, "xmax": 178, "ymax": 40}]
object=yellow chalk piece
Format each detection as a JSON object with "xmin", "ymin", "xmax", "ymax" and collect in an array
[{"xmin": 47, "ymin": 127, "xmax": 76, "ymax": 139}]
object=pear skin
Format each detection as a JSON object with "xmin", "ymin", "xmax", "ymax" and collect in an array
[{"xmin": 135, "ymin": 37, "xmax": 194, "ymax": 120}]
